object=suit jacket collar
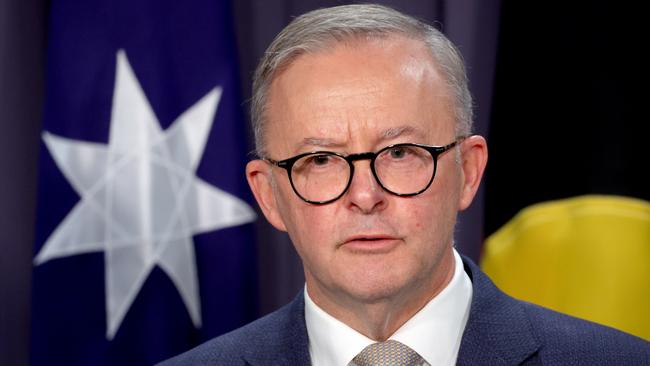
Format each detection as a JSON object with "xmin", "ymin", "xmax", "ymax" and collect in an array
[
  {"xmin": 241, "ymin": 292, "xmax": 311, "ymax": 366},
  {"xmin": 457, "ymin": 256, "xmax": 540, "ymax": 365}
]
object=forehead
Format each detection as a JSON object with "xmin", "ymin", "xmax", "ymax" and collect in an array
[{"xmin": 265, "ymin": 36, "xmax": 455, "ymax": 155}]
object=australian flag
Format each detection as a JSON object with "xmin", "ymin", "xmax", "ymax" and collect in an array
[{"xmin": 31, "ymin": 0, "xmax": 258, "ymax": 364}]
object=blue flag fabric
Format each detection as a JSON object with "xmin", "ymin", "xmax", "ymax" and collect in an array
[{"xmin": 31, "ymin": 0, "xmax": 258, "ymax": 364}]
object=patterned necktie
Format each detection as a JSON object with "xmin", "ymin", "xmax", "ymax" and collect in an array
[{"xmin": 352, "ymin": 340, "xmax": 423, "ymax": 366}]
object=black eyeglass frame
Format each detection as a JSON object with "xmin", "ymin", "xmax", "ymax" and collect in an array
[{"xmin": 265, "ymin": 136, "xmax": 468, "ymax": 205}]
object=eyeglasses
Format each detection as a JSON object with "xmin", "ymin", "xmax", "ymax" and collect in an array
[{"xmin": 265, "ymin": 137, "xmax": 467, "ymax": 204}]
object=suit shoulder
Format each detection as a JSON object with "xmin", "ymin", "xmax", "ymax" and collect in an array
[
  {"xmin": 520, "ymin": 301, "xmax": 650, "ymax": 363},
  {"xmin": 158, "ymin": 300, "xmax": 298, "ymax": 366}
]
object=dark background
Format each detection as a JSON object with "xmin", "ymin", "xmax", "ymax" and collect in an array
[{"xmin": 3, "ymin": 0, "xmax": 645, "ymax": 364}]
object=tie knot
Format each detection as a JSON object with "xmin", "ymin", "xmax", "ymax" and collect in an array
[{"xmin": 353, "ymin": 340, "xmax": 422, "ymax": 366}]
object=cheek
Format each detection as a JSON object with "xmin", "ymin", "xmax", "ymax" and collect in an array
[
  {"xmin": 282, "ymin": 200, "xmax": 337, "ymax": 252},
  {"xmin": 408, "ymin": 206, "xmax": 425, "ymax": 230},
  {"xmin": 405, "ymin": 188, "xmax": 459, "ymax": 239},
  {"xmin": 413, "ymin": 208, "xmax": 438, "ymax": 239},
  {"xmin": 296, "ymin": 207, "xmax": 330, "ymax": 239},
  {"xmin": 287, "ymin": 206, "xmax": 342, "ymax": 279}
]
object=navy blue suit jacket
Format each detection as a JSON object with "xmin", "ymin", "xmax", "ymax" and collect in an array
[{"xmin": 161, "ymin": 257, "xmax": 650, "ymax": 365}]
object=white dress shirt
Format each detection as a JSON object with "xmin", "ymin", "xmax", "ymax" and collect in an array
[{"xmin": 304, "ymin": 249, "xmax": 472, "ymax": 366}]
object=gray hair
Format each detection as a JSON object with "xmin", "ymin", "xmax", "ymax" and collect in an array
[{"xmin": 251, "ymin": 4, "xmax": 473, "ymax": 156}]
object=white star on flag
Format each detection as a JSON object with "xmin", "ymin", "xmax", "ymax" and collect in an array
[{"xmin": 34, "ymin": 50, "xmax": 257, "ymax": 339}]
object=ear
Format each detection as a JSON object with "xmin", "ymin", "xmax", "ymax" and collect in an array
[
  {"xmin": 246, "ymin": 159, "xmax": 288, "ymax": 232},
  {"xmin": 458, "ymin": 135, "xmax": 488, "ymax": 210}
]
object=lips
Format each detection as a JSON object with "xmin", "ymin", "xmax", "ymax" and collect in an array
[
  {"xmin": 345, "ymin": 234, "xmax": 396, "ymax": 242},
  {"xmin": 341, "ymin": 234, "xmax": 402, "ymax": 253}
]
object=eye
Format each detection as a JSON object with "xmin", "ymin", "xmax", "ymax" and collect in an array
[
  {"xmin": 388, "ymin": 146, "xmax": 411, "ymax": 159},
  {"xmin": 294, "ymin": 153, "xmax": 343, "ymax": 174},
  {"xmin": 311, "ymin": 154, "xmax": 332, "ymax": 166}
]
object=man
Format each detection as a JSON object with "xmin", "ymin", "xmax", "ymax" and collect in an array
[{"xmin": 162, "ymin": 4, "xmax": 649, "ymax": 365}]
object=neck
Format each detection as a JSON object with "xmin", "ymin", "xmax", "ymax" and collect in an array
[{"xmin": 307, "ymin": 249, "xmax": 456, "ymax": 341}]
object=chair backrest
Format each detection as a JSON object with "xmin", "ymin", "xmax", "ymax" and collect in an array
[{"xmin": 481, "ymin": 195, "xmax": 650, "ymax": 341}]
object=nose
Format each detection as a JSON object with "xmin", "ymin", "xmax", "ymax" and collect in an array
[{"xmin": 345, "ymin": 160, "xmax": 387, "ymax": 214}]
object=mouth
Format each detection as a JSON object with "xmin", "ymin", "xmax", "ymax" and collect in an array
[{"xmin": 340, "ymin": 235, "xmax": 402, "ymax": 253}]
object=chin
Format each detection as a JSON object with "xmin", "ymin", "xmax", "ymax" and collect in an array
[{"xmin": 339, "ymin": 271, "xmax": 412, "ymax": 304}]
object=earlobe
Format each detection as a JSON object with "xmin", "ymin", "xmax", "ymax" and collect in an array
[
  {"xmin": 246, "ymin": 160, "xmax": 288, "ymax": 232},
  {"xmin": 458, "ymin": 135, "xmax": 488, "ymax": 210}
]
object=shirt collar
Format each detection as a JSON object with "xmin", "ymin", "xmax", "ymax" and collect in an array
[
  {"xmin": 304, "ymin": 292, "xmax": 373, "ymax": 366},
  {"xmin": 304, "ymin": 249, "xmax": 472, "ymax": 366}
]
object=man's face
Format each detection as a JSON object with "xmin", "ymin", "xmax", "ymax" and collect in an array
[{"xmin": 247, "ymin": 36, "xmax": 486, "ymax": 310}]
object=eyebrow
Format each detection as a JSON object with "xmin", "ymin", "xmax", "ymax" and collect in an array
[
  {"xmin": 380, "ymin": 125, "xmax": 425, "ymax": 140},
  {"xmin": 299, "ymin": 137, "xmax": 346, "ymax": 150},
  {"xmin": 297, "ymin": 125, "xmax": 427, "ymax": 151}
]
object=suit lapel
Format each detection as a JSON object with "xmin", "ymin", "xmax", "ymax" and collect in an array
[
  {"xmin": 456, "ymin": 257, "xmax": 540, "ymax": 365},
  {"xmin": 241, "ymin": 293, "xmax": 311, "ymax": 366}
]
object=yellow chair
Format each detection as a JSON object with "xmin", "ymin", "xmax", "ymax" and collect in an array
[{"xmin": 481, "ymin": 195, "xmax": 650, "ymax": 341}]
